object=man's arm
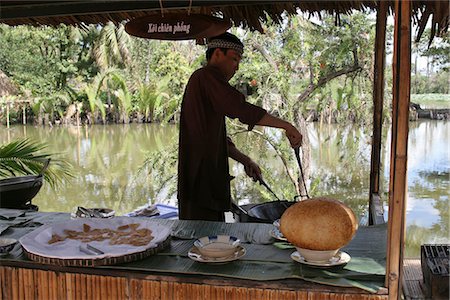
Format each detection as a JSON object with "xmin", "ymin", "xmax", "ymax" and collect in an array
[{"xmin": 256, "ymin": 113, "xmax": 302, "ymax": 148}]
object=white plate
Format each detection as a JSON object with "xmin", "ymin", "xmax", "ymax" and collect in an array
[
  {"xmin": 269, "ymin": 228, "xmax": 287, "ymax": 241},
  {"xmin": 188, "ymin": 245, "xmax": 246, "ymax": 263},
  {"xmin": 291, "ymin": 250, "xmax": 351, "ymax": 267},
  {"xmin": 19, "ymin": 217, "xmax": 171, "ymax": 260}
]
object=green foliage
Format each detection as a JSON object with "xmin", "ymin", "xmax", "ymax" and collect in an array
[
  {"xmin": 234, "ymin": 12, "xmax": 376, "ymax": 125},
  {"xmin": 94, "ymin": 22, "xmax": 131, "ymax": 70},
  {"xmin": 0, "ymin": 25, "xmax": 82, "ymax": 94},
  {"xmin": 411, "ymin": 71, "xmax": 450, "ymax": 94},
  {"xmin": 0, "ymin": 139, "xmax": 73, "ymax": 188},
  {"xmin": 139, "ymin": 143, "xmax": 179, "ymax": 200},
  {"xmin": 0, "ymin": 13, "xmax": 448, "ymax": 126},
  {"xmin": 413, "ymin": 30, "xmax": 449, "ymax": 71}
]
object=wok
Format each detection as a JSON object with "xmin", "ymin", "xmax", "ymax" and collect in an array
[
  {"xmin": 232, "ymin": 147, "xmax": 309, "ymax": 223},
  {"xmin": 0, "ymin": 159, "xmax": 50, "ymax": 210},
  {"xmin": 232, "ymin": 200, "xmax": 297, "ymax": 223},
  {"xmin": 0, "ymin": 175, "xmax": 43, "ymax": 209},
  {"xmin": 231, "ymin": 178, "xmax": 299, "ymax": 223}
]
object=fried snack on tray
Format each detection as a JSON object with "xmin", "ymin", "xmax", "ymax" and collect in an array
[
  {"xmin": 48, "ymin": 234, "xmax": 66, "ymax": 244},
  {"xmin": 47, "ymin": 223, "xmax": 154, "ymax": 246}
]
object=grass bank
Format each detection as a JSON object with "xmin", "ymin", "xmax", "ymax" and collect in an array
[{"xmin": 411, "ymin": 94, "xmax": 450, "ymax": 109}]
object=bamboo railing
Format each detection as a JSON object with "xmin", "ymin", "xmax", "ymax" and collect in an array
[{"xmin": 0, "ymin": 266, "xmax": 388, "ymax": 300}]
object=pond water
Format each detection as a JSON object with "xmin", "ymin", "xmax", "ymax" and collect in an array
[{"xmin": 1, "ymin": 120, "xmax": 448, "ymax": 258}]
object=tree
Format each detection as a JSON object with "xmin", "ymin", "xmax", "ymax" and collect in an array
[{"xmin": 229, "ymin": 12, "xmax": 376, "ymax": 196}]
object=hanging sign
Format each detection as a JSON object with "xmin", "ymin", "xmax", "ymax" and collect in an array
[{"xmin": 125, "ymin": 13, "xmax": 231, "ymax": 40}]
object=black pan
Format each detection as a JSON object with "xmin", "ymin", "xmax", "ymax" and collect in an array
[
  {"xmin": 0, "ymin": 175, "xmax": 43, "ymax": 209},
  {"xmin": 232, "ymin": 199, "xmax": 297, "ymax": 223},
  {"xmin": 233, "ymin": 147, "xmax": 309, "ymax": 223},
  {"xmin": 245, "ymin": 200, "xmax": 296, "ymax": 222},
  {"xmin": 232, "ymin": 177, "xmax": 298, "ymax": 223}
]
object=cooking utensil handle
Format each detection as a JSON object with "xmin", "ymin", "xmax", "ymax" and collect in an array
[
  {"xmin": 38, "ymin": 159, "xmax": 51, "ymax": 176},
  {"xmin": 231, "ymin": 202, "xmax": 249, "ymax": 216},
  {"xmin": 294, "ymin": 147, "xmax": 310, "ymax": 199},
  {"xmin": 258, "ymin": 178, "xmax": 282, "ymax": 201}
]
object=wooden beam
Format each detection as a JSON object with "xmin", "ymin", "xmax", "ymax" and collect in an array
[
  {"xmin": 369, "ymin": 0, "xmax": 387, "ymax": 225},
  {"xmin": 387, "ymin": 0, "xmax": 411, "ymax": 299}
]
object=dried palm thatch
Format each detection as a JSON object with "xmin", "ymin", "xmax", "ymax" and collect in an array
[
  {"xmin": 0, "ymin": 1, "xmax": 448, "ymax": 43},
  {"xmin": 0, "ymin": 70, "xmax": 18, "ymax": 97}
]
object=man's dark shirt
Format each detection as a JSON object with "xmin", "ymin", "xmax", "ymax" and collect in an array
[{"xmin": 177, "ymin": 65, "xmax": 266, "ymax": 220}]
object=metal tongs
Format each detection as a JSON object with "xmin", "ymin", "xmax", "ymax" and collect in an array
[
  {"xmin": 294, "ymin": 147, "xmax": 310, "ymax": 199},
  {"xmin": 79, "ymin": 243, "xmax": 105, "ymax": 255},
  {"xmin": 257, "ymin": 178, "xmax": 281, "ymax": 201},
  {"xmin": 77, "ymin": 206, "xmax": 103, "ymax": 218}
]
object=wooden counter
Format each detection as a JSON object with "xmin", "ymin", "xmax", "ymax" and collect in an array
[{"xmin": 0, "ymin": 262, "xmax": 388, "ymax": 299}]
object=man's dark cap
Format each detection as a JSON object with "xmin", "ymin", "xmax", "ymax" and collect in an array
[{"xmin": 207, "ymin": 32, "xmax": 244, "ymax": 55}]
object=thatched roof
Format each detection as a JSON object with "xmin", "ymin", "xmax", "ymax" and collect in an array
[
  {"xmin": 0, "ymin": 1, "xmax": 448, "ymax": 41},
  {"xmin": 0, "ymin": 70, "xmax": 18, "ymax": 97}
]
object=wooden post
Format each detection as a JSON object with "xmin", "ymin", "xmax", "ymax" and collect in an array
[
  {"xmin": 76, "ymin": 106, "xmax": 80, "ymax": 127},
  {"xmin": 387, "ymin": 0, "xmax": 411, "ymax": 299},
  {"xmin": 6, "ymin": 102, "xmax": 10, "ymax": 128},
  {"xmin": 369, "ymin": 0, "xmax": 388, "ymax": 225},
  {"xmin": 22, "ymin": 105, "xmax": 26, "ymax": 125}
]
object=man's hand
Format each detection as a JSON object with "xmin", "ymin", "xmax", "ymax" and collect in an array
[
  {"xmin": 243, "ymin": 159, "xmax": 262, "ymax": 182},
  {"xmin": 285, "ymin": 124, "xmax": 302, "ymax": 148},
  {"xmin": 228, "ymin": 137, "xmax": 262, "ymax": 181},
  {"xmin": 256, "ymin": 113, "xmax": 302, "ymax": 149}
]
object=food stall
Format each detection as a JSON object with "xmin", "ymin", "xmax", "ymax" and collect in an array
[
  {"xmin": 1, "ymin": 209, "xmax": 387, "ymax": 299},
  {"xmin": 0, "ymin": 1, "xmax": 448, "ymax": 299}
]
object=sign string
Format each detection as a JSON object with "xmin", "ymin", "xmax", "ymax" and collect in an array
[
  {"xmin": 188, "ymin": 0, "xmax": 192, "ymax": 15},
  {"xmin": 159, "ymin": 0, "xmax": 164, "ymax": 17}
]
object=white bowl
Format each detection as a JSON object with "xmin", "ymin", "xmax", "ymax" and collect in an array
[
  {"xmin": 296, "ymin": 247, "xmax": 339, "ymax": 263},
  {"xmin": 0, "ymin": 238, "xmax": 17, "ymax": 255},
  {"xmin": 194, "ymin": 235, "xmax": 240, "ymax": 258}
]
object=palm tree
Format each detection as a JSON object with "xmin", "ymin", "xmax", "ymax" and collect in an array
[
  {"xmin": 93, "ymin": 22, "xmax": 132, "ymax": 120},
  {"xmin": 93, "ymin": 22, "xmax": 131, "ymax": 70},
  {"xmin": 0, "ymin": 139, "xmax": 73, "ymax": 188}
]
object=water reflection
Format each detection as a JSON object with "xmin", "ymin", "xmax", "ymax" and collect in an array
[
  {"xmin": 0, "ymin": 121, "xmax": 448, "ymax": 257},
  {"xmin": 384, "ymin": 121, "xmax": 449, "ymax": 257}
]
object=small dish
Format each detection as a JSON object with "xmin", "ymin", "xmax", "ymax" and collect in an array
[
  {"xmin": 188, "ymin": 245, "xmax": 246, "ymax": 263},
  {"xmin": 296, "ymin": 247, "xmax": 340, "ymax": 263},
  {"xmin": 0, "ymin": 238, "xmax": 17, "ymax": 255},
  {"xmin": 291, "ymin": 250, "xmax": 350, "ymax": 268},
  {"xmin": 194, "ymin": 235, "xmax": 240, "ymax": 258}
]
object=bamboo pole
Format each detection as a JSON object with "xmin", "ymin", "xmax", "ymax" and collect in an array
[
  {"xmin": 6, "ymin": 102, "xmax": 10, "ymax": 129},
  {"xmin": 386, "ymin": 0, "xmax": 411, "ymax": 299},
  {"xmin": 369, "ymin": 0, "xmax": 388, "ymax": 225},
  {"xmin": 66, "ymin": 272, "xmax": 75, "ymax": 300},
  {"xmin": 22, "ymin": 105, "xmax": 26, "ymax": 125},
  {"xmin": 48, "ymin": 271, "xmax": 57, "ymax": 300}
]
